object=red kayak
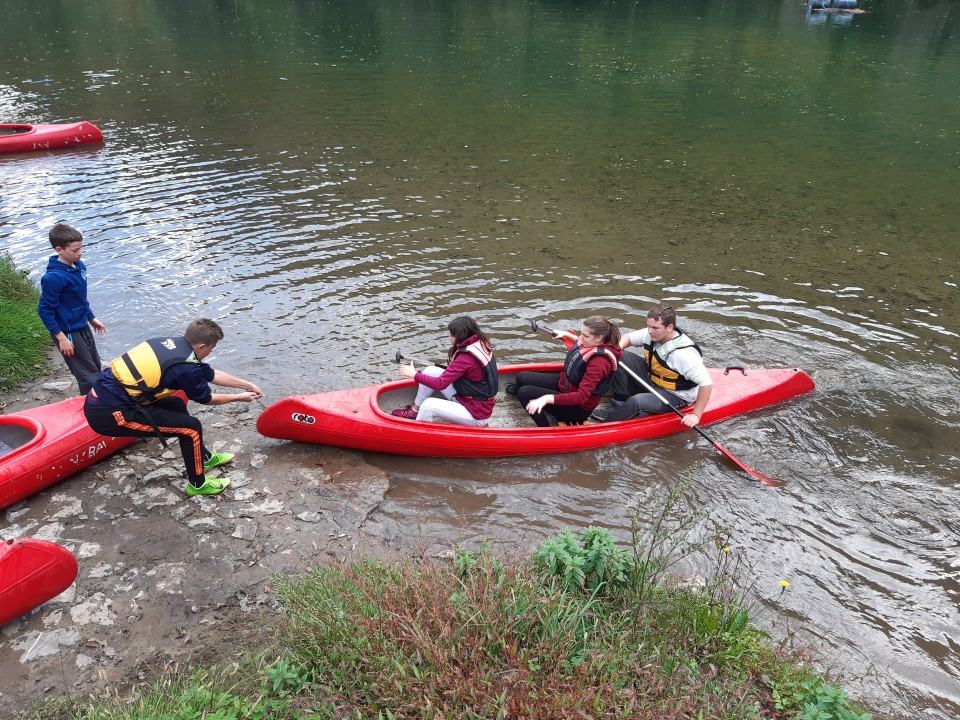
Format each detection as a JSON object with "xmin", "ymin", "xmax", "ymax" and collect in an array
[
  {"xmin": 0, "ymin": 537, "xmax": 78, "ymax": 626},
  {"xmin": 256, "ymin": 363, "xmax": 814, "ymax": 457},
  {"xmin": 0, "ymin": 121, "xmax": 104, "ymax": 155},
  {"xmin": 0, "ymin": 396, "xmax": 137, "ymax": 510}
]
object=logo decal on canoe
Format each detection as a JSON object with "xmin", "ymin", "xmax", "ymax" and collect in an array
[{"xmin": 291, "ymin": 413, "xmax": 316, "ymax": 425}]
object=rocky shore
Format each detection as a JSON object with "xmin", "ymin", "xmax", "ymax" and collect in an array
[{"xmin": 1, "ymin": 366, "xmax": 400, "ymax": 715}]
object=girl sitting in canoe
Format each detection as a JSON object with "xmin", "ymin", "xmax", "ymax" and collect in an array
[
  {"xmin": 512, "ymin": 315, "xmax": 622, "ymax": 427},
  {"xmin": 392, "ymin": 316, "xmax": 498, "ymax": 426}
]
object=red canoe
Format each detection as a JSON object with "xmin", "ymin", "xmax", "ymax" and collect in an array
[
  {"xmin": 0, "ymin": 121, "xmax": 103, "ymax": 155},
  {"xmin": 0, "ymin": 537, "xmax": 78, "ymax": 626},
  {"xmin": 0, "ymin": 396, "xmax": 137, "ymax": 510},
  {"xmin": 256, "ymin": 363, "xmax": 815, "ymax": 457}
]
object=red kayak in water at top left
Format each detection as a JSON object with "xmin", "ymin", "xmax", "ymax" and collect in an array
[{"xmin": 0, "ymin": 121, "xmax": 103, "ymax": 155}]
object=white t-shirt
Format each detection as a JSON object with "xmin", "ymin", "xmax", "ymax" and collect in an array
[{"xmin": 626, "ymin": 329, "xmax": 712, "ymax": 404}]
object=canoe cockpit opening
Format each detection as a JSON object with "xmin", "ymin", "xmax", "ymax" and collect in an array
[
  {"xmin": 377, "ymin": 385, "xmax": 419, "ymax": 414},
  {"xmin": 0, "ymin": 424, "xmax": 36, "ymax": 457},
  {"xmin": 375, "ymin": 376, "xmax": 574, "ymax": 428},
  {"xmin": 0, "ymin": 125, "xmax": 32, "ymax": 136}
]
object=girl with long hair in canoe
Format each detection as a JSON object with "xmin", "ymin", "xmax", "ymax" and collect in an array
[
  {"xmin": 392, "ymin": 316, "xmax": 498, "ymax": 426},
  {"xmin": 512, "ymin": 315, "xmax": 622, "ymax": 427}
]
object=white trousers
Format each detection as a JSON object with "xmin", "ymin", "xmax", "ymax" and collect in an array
[{"xmin": 414, "ymin": 365, "xmax": 489, "ymax": 427}]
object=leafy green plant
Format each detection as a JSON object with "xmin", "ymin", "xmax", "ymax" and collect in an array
[
  {"xmin": 265, "ymin": 658, "xmax": 308, "ymax": 696},
  {"xmin": 580, "ymin": 526, "xmax": 630, "ymax": 591},
  {"xmin": 535, "ymin": 527, "xmax": 588, "ymax": 590},
  {"xmin": 772, "ymin": 675, "xmax": 872, "ymax": 720},
  {"xmin": 534, "ymin": 526, "xmax": 630, "ymax": 594}
]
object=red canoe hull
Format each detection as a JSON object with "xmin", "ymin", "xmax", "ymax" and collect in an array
[
  {"xmin": 0, "ymin": 538, "xmax": 78, "ymax": 626},
  {"xmin": 256, "ymin": 363, "xmax": 815, "ymax": 457},
  {"xmin": 0, "ymin": 396, "xmax": 137, "ymax": 510},
  {"xmin": 0, "ymin": 121, "xmax": 104, "ymax": 155}
]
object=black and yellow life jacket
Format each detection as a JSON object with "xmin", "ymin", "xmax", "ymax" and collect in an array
[
  {"xmin": 451, "ymin": 339, "xmax": 499, "ymax": 400},
  {"xmin": 643, "ymin": 329, "xmax": 703, "ymax": 391},
  {"xmin": 109, "ymin": 336, "xmax": 195, "ymax": 404}
]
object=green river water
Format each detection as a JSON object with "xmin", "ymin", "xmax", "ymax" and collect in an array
[{"xmin": 2, "ymin": 1, "xmax": 959, "ymax": 717}]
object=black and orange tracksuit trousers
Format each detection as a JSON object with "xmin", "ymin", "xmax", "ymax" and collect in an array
[{"xmin": 84, "ymin": 394, "xmax": 209, "ymax": 488}]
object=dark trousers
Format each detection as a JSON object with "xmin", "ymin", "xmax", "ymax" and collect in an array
[
  {"xmin": 610, "ymin": 352, "xmax": 650, "ymax": 400},
  {"xmin": 605, "ymin": 353, "xmax": 688, "ymax": 423},
  {"xmin": 514, "ymin": 371, "xmax": 591, "ymax": 427},
  {"xmin": 84, "ymin": 394, "xmax": 210, "ymax": 487},
  {"xmin": 55, "ymin": 325, "xmax": 102, "ymax": 395}
]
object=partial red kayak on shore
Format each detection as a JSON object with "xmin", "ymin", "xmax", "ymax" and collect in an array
[
  {"xmin": 0, "ymin": 537, "xmax": 78, "ymax": 626},
  {"xmin": 0, "ymin": 396, "xmax": 136, "ymax": 510},
  {"xmin": 256, "ymin": 363, "xmax": 815, "ymax": 458},
  {"xmin": 0, "ymin": 121, "xmax": 103, "ymax": 155}
]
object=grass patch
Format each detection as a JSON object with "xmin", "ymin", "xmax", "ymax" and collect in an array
[
  {"xmin": 0, "ymin": 252, "xmax": 49, "ymax": 390},
  {"xmin": 16, "ymin": 484, "xmax": 873, "ymax": 720}
]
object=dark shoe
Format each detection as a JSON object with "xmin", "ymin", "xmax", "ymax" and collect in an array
[
  {"xmin": 505, "ymin": 383, "xmax": 518, "ymax": 397},
  {"xmin": 391, "ymin": 406, "xmax": 418, "ymax": 419}
]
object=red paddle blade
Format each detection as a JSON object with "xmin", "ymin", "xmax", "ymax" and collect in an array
[{"xmin": 710, "ymin": 440, "xmax": 782, "ymax": 488}]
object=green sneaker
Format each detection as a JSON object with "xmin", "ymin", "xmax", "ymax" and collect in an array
[
  {"xmin": 186, "ymin": 477, "xmax": 231, "ymax": 496},
  {"xmin": 202, "ymin": 452, "xmax": 235, "ymax": 473}
]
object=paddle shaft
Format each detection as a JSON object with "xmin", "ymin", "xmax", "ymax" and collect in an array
[
  {"xmin": 530, "ymin": 320, "xmax": 777, "ymax": 487},
  {"xmin": 395, "ymin": 349, "xmax": 447, "ymax": 369}
]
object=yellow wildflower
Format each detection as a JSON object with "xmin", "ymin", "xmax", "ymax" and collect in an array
[{"xmin": 779, "ymin": 580, "xmax": 790, "ymax": 589}]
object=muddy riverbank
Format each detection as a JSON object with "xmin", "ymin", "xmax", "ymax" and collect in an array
[{"xmin": 0, "ymin": 366, "xmax": 410, "ymax": 716}]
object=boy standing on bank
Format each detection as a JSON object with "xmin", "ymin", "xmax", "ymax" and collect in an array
[{"xmin": 37, "ymin": 223, "xmax": 107, "ymax": 395}]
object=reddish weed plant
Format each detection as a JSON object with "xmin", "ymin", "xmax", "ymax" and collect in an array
[{"xmin": 275, "ymin": 550, "xmax": 767, "ymax": 719}]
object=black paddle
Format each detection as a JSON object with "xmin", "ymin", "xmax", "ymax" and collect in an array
[
  {"xmin": 529, "ymin": 319, "xmax": 779, "ymax": 487},
  {"xmin": 395, "ymin": 350, "xmax": 447, "ymax": 369}
]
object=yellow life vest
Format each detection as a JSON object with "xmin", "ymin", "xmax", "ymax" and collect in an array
[
  {"xmin": 642, "ymin": 330, "xmax": 703, "ymax": 392},
  {"xmin": 109, "ymin": 336, "xmax": 195, "ymax": 404}
]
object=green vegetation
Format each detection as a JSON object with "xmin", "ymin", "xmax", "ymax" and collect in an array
[
  {"xmin": 16, "ymin": 484, "xmax": 872, "ymax": 720},
  {"xmin": 0, "ymin": 253, "xmax": 49, "ymax": 390}
]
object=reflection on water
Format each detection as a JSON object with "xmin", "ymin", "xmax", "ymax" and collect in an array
[{"xmin": 2, "ymin": 0, "xmax": 960, "ymax": 716}]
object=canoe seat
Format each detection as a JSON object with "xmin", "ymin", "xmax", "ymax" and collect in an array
[{"xmin": 0, "ymin": 425, "xmax": 35, "ymax": 456}]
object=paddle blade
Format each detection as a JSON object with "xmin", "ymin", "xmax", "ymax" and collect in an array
[
  {"xmin": 531, "ymin": 319, "xmax": 575, "ymax": 348},
  {"xmin": 710, "ymin": 439, "xmax": 782, "ymax": 488}
]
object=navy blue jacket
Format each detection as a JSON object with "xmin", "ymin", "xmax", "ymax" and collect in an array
[{"xmin": 38, "ymin": 257, "xmax": 95, "ymax": 334}]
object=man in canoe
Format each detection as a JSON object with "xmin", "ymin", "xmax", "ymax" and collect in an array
[
  {"xmin": 599, "ymin": 304, "xmax": 712, "ymax": 427},
  {"xmin": 83, "ymin": 318, "xmax": 264, "ymax": 496}
]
